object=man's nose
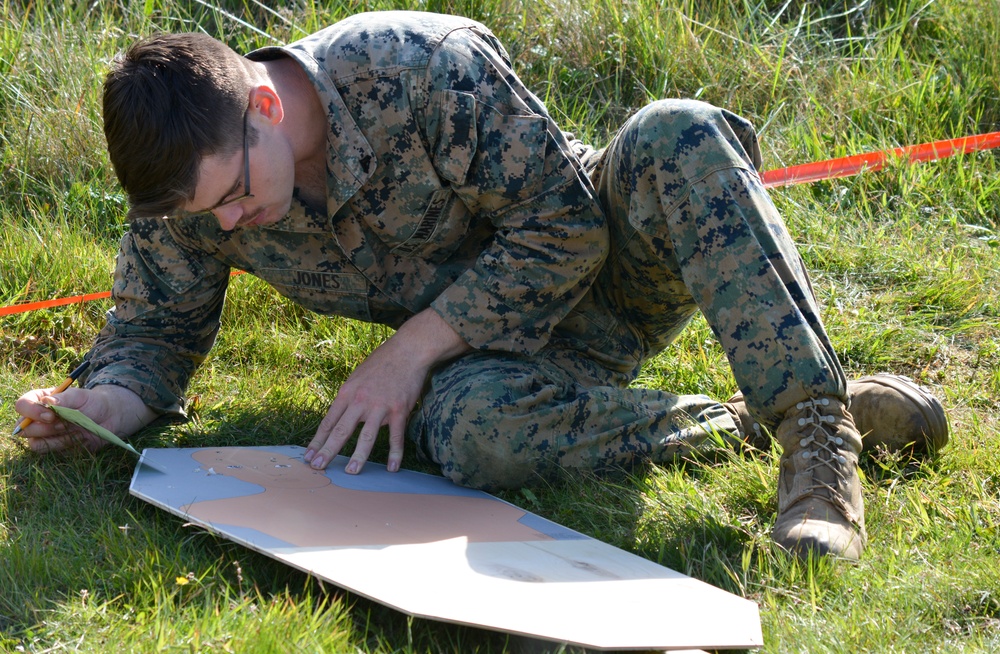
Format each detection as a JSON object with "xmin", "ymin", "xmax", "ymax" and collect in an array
[{"xmin": 212, "ymin": 203, "xmax": 244, "ymax": 231}]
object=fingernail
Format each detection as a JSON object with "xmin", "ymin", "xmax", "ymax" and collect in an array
[
  {"xmin": 310, "ymin": 455, "xmax": 325, "ymax": 469},
  {"xmin": 387, "ymin": 461, "xmax": 399, "ymax": 472},
  {"xmin": 304, "ymin": 449, "xmax": 315, "ymax": 462},
  {"xmin": 346, "ymin": 461, "xmax": 359, "ymax": 474}
]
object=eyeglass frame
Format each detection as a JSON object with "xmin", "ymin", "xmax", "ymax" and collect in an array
[{"xmin": 163, "ymin": 110, "xmax": 254, "ymax": 220}]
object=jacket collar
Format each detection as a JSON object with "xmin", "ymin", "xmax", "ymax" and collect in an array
[{"xmin": 247, "ymin": 44, "xmax": 377, "ymax": 232}]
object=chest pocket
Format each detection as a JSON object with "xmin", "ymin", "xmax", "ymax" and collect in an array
[{"xmin": 387, "ymin": 188, "xmax": 472, "ymax": 262}]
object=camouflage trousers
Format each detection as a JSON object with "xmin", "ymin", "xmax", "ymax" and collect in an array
[{"xmin": 408, "ymin": 99, "xmax": 847, "ymax": 491}]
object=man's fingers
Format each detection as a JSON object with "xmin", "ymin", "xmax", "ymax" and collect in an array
[
  {"xmin": 26, "ymin": 435, "xmax": 72, "ymax": 454},
  {"xmin": 26, "ymin": 431, "xmax": 105, "ymax": 454},
  {"xmin": 385, "ymin": 415, "xmax": 407, "ymax": 473},
  {"xmin": 307, "ymin": 403, "xmax": 367, "ymax": 470},
  {"xmin": 344, "ymin": 409, "xmax": 388, "ymax": 475},
  {"xmin": 14, "ymin": 398, "xmax": 54, "ymax": 427},
  {"xmin": 36, "ymin": 387, "xmax": 88, "ymax": 411},
  {"xmin": 305, "ymin": 373, "xmax": 415, "ymax": 474},
  {"xmin": 306, "ymin": 434, "xmax": 346, "ymax": 470},
  {"xmin": 305, "ymin": 400, "xmax": 349, "ymax": 466},
  {"xmin": 16, "ymin": 417, "xmax": 67, "ymax": 439}
]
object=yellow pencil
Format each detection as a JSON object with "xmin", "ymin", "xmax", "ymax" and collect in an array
[{"xmin": 12, "ymin": 360, "xmax": 91, "ymax": 436}]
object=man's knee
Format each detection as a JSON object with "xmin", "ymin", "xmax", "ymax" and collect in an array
[
  {"xmin": 408, "ymin": 354, "xmax": 554, "ymax": 491},
  {"xmin": 629, "ymin": 99, "xmax": 762, "ymax": 172},
  {"xmin": 413, "ymin": 395, "xmax": 542, "ymax": 491}
]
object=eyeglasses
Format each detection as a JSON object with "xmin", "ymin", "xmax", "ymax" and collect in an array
[{"xmin": 164, "ymin": 111, "xmax": 254, "ymax": 219}]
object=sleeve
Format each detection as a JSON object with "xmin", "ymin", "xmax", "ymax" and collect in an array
[
  {"xmin": 422, "ymin": 26, "xmax": 610, "ymax": 354},
  {"xmin": 79, "ymin": 218, "xmax": 230, "ymax": 418}
]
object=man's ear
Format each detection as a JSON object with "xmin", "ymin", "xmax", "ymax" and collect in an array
[{"xmin": 248, "ymin": 85, "xmax": 283, "ymax": 124}]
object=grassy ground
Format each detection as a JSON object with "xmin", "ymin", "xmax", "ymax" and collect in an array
[{"xmin": 2, "ymin": 0, "xmax": 999, "ymax": 651}]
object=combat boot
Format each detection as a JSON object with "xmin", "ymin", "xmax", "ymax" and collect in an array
[
  {"xmin": 725, "ymin": 374, "xmax": 948, "ymax": 454},
  {"xmin": 771, "ymin": 396, "xmax": 866, "ymax": 560}
]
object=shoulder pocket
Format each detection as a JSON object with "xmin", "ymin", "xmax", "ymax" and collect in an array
[
  {"xmin": 128, "ymin": 218, "xmax": 207, "ymax": 295},
  {"xmin": 471, "ymin": 106, "xmax": 548, "ymax": 203},
  {"xmin": 431, "ymin": 90, "xmax": 477, "ymax": 185},
  {"xmin": 431, "ymin": 90, "xmax": 550, "ymax": 203}
]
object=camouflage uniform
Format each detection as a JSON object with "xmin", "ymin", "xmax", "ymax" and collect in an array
[{"xmin": 82, "ymin": 11, "xmax": 846, "ymax": 490}]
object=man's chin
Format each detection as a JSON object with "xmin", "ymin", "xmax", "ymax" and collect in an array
[
  {"xmin": 242, "ymin": 208, "xmax": 278, "ymax": 228},
  {"xmin": 260, "ymin": 203, "xmax": 293, "ymax": 227}
]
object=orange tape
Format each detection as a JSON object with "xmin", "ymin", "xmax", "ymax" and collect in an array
[
  {"xmin": 761, "ymin": 131, "xmax": 1000, "ymax": 188},
  {"xmin": 0, "ymin": 271, "xmax": 246, "ymax": 317},
  {"xmin": 0, "ymin": 291, "xmax": 112, "ymax": 317},
  {"xmin": 4, "ymin": 132, "xmax": 1000, "ymax": 317}
]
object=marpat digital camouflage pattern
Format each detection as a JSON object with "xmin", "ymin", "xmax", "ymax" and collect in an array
[{"xmin": 82, "ymin": 11, "xmax": 846, "ymax": 489}]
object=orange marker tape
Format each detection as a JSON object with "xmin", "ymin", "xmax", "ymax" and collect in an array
[
  {"xmin": 0, "ymin": 271, "xmax": 246, "ymax": 317},
  {"xmin": 4, "ymin": 133, "xmax": 1000, "ymax": 318},
  {"xmin": 761, "ymin": 131, "xmax": 1000, "ymax": 188},
  {"xmin": 0, "ymin": 291, "xmax": 111, "ymax": 317}
]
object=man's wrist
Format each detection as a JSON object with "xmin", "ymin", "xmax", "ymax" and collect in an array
[
  {"xmin": 394, "ymin": 308, "xmax": 472, "ymax": 369},
  {"xmin": 90, "ymin": 384, "xmax": 157, "ymax": 436}
]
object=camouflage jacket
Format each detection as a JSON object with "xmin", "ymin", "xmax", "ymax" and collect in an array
[{"xmin": 83, "ymin": 11, "xmax": 609, "ymax": 416}]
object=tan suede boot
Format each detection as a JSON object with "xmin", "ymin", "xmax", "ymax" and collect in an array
[
  {"xmin": 772, "ymin": 397, "xmax": 866, "ymax": 560},
  {"xmin": 725, "ymin": 374, "xmax": 948, "ymax": 454}
]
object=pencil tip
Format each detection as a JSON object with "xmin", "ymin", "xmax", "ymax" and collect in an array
[{"xmin": 12, "ymin": 425, "xmax": 22, "ymax": 436}]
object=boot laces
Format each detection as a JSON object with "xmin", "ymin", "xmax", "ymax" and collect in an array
[{"xmin": 793, "ymin": 398, "xmax": 852, "ymax": 505}]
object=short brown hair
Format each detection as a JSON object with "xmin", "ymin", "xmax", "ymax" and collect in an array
[{"xmin": 103, "ymin": 32, "xmax": 252, "ymax": 219}]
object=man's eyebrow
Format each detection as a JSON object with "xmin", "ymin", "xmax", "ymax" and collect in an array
[
  {"xmin": 201, "ymin": 175, "xmax": 242, "ymax": 212},
  {"xmin": 212, "ymin": 176, "xmax": 243, "ymax": 208}
]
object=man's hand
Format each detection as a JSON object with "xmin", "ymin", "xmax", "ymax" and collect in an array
[
  {"xmin": 13, "ymin": 384, "xmax": 156, "ymax": 454},
  {"xmin": 305, "ymin": 308, "xmax": 471, "ymax": 475}
]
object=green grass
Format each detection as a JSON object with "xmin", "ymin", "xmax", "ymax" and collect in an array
[{"xmin": 3, "ymin": 0, "xmax": 1000, "ymax": 651}]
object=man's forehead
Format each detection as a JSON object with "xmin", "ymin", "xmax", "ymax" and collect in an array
[{"xmin": 184, "ymin": 150, "xmax": 242, "ymax": 210}]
